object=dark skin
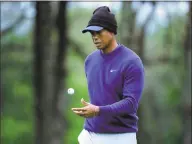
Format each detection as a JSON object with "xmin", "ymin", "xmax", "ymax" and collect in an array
[
  {"xmin": 71, "ymin": 29, "xmax": 118, "ymax": 118},
  {"xmin": 90, "ymin": 29, "xmax": 118, "ymax": 54}
]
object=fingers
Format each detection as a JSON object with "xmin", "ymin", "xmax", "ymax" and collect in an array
[
  {"xmin": 72, "ymin": 108, "xmax": 86, "ymax": 116},
  {"xmin": 72, "ymin": 110, "xmax": 88, "ymax": 117},
  {"xmin": 71, "ymin": 98, "xmax": 94, "ymax": 118},
  {"xmin": 81, "ymin": 98, "xmax": 90, "ymax": 106},
  {"xmin": 71, "ymin": 108, "xmax": 86, "ymax": 111},
  {"xmin": 73, "ymin": 110, "xmax": 84, "ymax": 115}
]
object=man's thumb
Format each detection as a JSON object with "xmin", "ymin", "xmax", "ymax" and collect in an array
[{"xmin": 81, "ymin": 98, "xmax": 89, "ymax": 106}]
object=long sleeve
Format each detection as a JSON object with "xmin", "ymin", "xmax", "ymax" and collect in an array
[{"xmin": 99, "ymin": 58, "xmax": 145, "ymax": 116}]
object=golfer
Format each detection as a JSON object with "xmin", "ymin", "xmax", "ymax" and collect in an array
[{"xmin": 72, "ymin": 6, "xmax": 145, "ymax": 144}]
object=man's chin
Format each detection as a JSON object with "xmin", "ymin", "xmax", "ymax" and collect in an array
[{"xmin": 96, "ymin": 46, "xmax": 104, "ymax": 50}]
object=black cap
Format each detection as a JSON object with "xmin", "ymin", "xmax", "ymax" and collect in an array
[{"xmin": 82, "ymin": 6, "xmax": 117, "ymax": 34}]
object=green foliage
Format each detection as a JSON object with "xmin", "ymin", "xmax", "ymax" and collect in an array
[
  {"xmin": 1, "ymin": 32, "xmax": 33, "ymax": 144},
  {"xmin": 65, "ymin": 49, "xmax": 88, "ymax": 144},
  {"xmin": 2, "ymin": 117, "xmax": 33, "ymax": 143}
]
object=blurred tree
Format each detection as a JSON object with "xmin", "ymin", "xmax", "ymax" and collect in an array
[
  {"xmin": 0, "ymin": 81, "xmax": 3, "ymax": 114},
  {"xmin": 182, "ymin": 1, "xmax": 191, "ymax": 144},
  {"xmin": 34, "ymin": 2, "xmax": 68, "ymax": 144},
  {"xmin": 137, "ymin": 2, "xmax": 156, "ymax": 62},
  {"xmin": 120, "ymin": 2, "xmax": 158, "ymax": 144},
  {"xmin": 0, "ymin": 12, "xmax": 25, "ymax": 37},
  {"xmin": 1, "ymin": 3, "xmax": 34, "ymax": 144},
  {"xmin": 136, "ymin": 2, "xmax": 158, "ymax": 144},
  {"xmin": 120, "ymin": 2, "xmax": 136, "ymax": 50},
  {"xmin": 120, "ymin": 1, "xmax": 156, "ymax": 63}
]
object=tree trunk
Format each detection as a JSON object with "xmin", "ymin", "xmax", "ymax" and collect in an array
[
  {"xmin": 134, "ymin": 2, "xmax": 157, "ymax": 144},
  {"xmin": 182, "ymin": 1, "xmax": 192, "ymax": 144},
  {"xmin": 34, "ymin": 2, "xmax": 53, "ymax": 144},
  {"xmin": 52, "ymin": 2, "xmax": 68, "ymax": 144},
  {"xmin": 0, "ymin": 81, "xmax": 3, "ymax": 115},
  {"xmin": 34, "ymin": 2, "xmax": 68, "ymax": 144},
  {"xmin": 120, "ymin": 1, "xmax": 136, "ymax": 50},
  {"xmin": 137, "ymin": 2, "xmax": 156, "ymax": 63}
]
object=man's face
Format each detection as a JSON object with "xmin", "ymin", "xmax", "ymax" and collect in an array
[{"xmin": 90, "ymin": 29, "xmax": 113, "ymax": 50}]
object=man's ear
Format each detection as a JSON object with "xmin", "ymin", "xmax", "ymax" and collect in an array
[{"xmin": 109, "ymin": 32, "xmax": 115, "ymax": 38}]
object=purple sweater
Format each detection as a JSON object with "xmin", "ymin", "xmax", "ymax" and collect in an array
[{"xmin": 84, "ymin": 44, "xmax": 145, "ymax": 133}]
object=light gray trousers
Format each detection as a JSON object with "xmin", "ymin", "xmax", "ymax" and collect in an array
[{"xmin": 78, "ymin": 129, "xmax": 137, "ymax": 144}]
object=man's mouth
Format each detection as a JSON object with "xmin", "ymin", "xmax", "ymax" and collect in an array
[{"xmin": 95, "ymin": 42, "xmax": 101, "ymax": 47}]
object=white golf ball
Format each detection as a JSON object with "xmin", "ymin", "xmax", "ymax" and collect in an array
[{"xmin": 67, "ymin": 88, "xmax": 74, "ymax": 95}]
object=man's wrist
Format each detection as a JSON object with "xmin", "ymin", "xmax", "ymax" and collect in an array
[{"xmin": 94, "ymin": 106, "xmax": 100, "ymax": 116}]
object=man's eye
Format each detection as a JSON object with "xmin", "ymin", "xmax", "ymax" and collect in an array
[
  {"xmin": 90, "ymin": 31, "xmax": 101, "ymax": 36},
  {"xmin": 96, "ymin": 31, "xmax": 101, "ymax": 34},
  {"xmin": 90, "ymin": 32, "xmax": 95, "ymax": 35}
]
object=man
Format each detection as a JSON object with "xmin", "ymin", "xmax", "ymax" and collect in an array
[{"xmin": 72, "ymin": 6, "xmax": 145, "ymax": 144}]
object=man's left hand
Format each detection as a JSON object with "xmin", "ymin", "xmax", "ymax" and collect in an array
[{"xmin": 71, "ymin": 98, "xmax": 99, "ymax": 118}]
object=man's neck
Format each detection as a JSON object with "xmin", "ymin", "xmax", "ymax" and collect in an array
[{"xmin": 102, "ymin": 40, "xmax": 118, "ymax": 54}]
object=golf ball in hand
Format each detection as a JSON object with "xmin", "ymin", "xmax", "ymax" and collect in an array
[{"xmin": 67, "ymin": 88, "xmax": 74, "ymax": 95}]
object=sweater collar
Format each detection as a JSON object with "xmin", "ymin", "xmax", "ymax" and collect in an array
[{"xmin": 100, "ymin": 43, "xmax": 122, "ymax": 59}]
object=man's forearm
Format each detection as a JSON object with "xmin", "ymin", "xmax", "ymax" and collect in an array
[{"xmin": 98, "ymin": 96, "xmax": 138, "ymax": 116}]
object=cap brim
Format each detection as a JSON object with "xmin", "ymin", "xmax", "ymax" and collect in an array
[{"xmin": 82, "ymin": 26, "xmax": 103, "ymax": 33}]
